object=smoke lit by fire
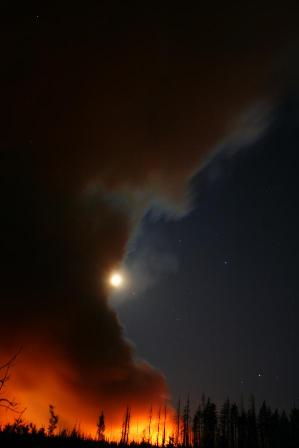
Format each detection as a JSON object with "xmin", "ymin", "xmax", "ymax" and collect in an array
[{"xmin": 3, "ymin": 357, "xmax": 176, "ymax": 442}]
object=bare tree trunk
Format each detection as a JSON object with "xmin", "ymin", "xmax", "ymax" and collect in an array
[
  {"xmin": 148, "ymin": 405, "xmax": 153, "ymax": 444},
  {"xmin": 0, "ymin": 350, "xmax": 22, "ymax": 413},
  {"xmin": 176, "ymin": 398, "xmax": 181, "ymax": 446},
  {"xmin": 121, "ymin": 406, "xmax": 131, "ymax": 445},
  {"xmin": 162, "ymin": 405, "xmax": 167, "ymax": 447},
  {"xmin": 157, "ymin": 407, "xmax": 161, "ymax": 446}
]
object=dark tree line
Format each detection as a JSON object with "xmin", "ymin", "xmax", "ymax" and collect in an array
[
  {"xmin": 1, "ymin": 396, "xmax": 299, "ymax": 447},
  {"xmin": 0, "ymin": 348, "xmax": 297, "ymax": 448},
  {"xmin": 183, "ymin": 395, "xmax": 299, "ymax": 448}
]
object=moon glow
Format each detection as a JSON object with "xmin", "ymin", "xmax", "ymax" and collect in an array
[{"xmin": 109, "ymin": 272, "xmax": 123, "ymax": 288}]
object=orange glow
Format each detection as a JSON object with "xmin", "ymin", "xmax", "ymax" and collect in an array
[
  {"xmin": 1, "ymin": 350, "xmax": 174, "ymax": 443},
  {"xmin": 1, "ymin": 384, "xmax": 175, "ymax": 443}
]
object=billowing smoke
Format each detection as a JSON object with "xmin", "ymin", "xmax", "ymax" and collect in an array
[
  {"xmin": 110, "ymin": 231, "xmax": 179, "ymax": 306},
  {"xmin": 0, "ymin": 2, "xmax": 298, "ymax": 435}
]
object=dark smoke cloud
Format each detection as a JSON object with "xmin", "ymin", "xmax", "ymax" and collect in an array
[{"xmin": 0, "ymin": 1, "xmax": 298, "ymax": 431}]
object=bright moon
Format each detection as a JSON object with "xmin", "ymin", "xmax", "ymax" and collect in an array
[{"xmin": 109, "ymin": 272, "xmax": 123, "ymax": 288}]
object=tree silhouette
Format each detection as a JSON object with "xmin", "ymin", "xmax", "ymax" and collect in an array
[
  {"xmin": 148, "ymin": 405, "xmax": 153, "ymax": 444},
  {"xmin": 258, "ymin": 401, "xmax": 271, "ymax": 448},
  {"xmin": 0, "ymin": 352, "xmax": 20, "ymax": 413},
  {"xmin": 120, "ymin": 406, "xmax": 131, "ymax": 445},
  {"xmin": 290, "ymin": 406, "xmax": 299, "ymax": 448},
  {"xmin": 183, "ymin": 396, "xmax": 191, "ymax": 447},
  {"xmin": 1, "ymin": 395, "xmax": 299, "ymax": 447},
  {"xmin": 248, "ymin": 395, "xmax": 258, "ymax": 448},
  {"xmin": 230, "ymin": 403, "xmax": 238, "ymax": 448},
  {"xmin": 97, "ymin": 410, "xmax": 105, "ymax": 441},
  {"xmin": 193, "ymin": 405, "xmax": 202, "ymax": 448},
  {"xmin": 279, "ymin": 410, "xmax": 290, "ymax": 447},
  {"xmin": 219, "ymin": 398, "xmax": 230, "ymax": 448},
  {"xmin": 48, "ymin": 404, "xmax": 59, "ymax": 436},
  {"xmin": 237, "ymin": 406, "xmax": 247, "ymax": 448},
  {"xmin": 157, "ymin": 406, "xmax": 161, "ymax": 446},
  {"xmin": 202, "ymin": 398, "xmax": 217, "ymax": 448}
]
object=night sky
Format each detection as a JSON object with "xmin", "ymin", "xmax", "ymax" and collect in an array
[
  {"xmin": 116, "ymin": 95, "xmax": 299, "ymax": 412},
  {"xmin": 1, "ymin": 1, "xmax": 299, "ymax": 434}
]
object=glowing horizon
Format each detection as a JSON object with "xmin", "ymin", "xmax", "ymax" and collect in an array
[{"xmin": 1, "ymin": 398, "xmax": 176, "ymax": 444}]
